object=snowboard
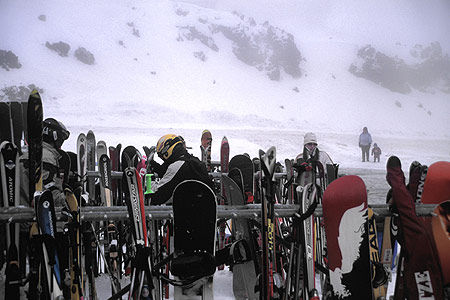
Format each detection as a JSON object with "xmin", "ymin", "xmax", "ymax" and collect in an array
[
  {"xmin": 422, "ymin": 161, "xmax": 450, "ymax": 286},
  {"xmin": 322, "ymin": 175, "xmax": 372, "ymax": 300},
  {"xmin": 222, "ymin": 173, "xmax": 259, "ymax": 300},
  {"xmin": 171, "ymin": 179, "xmax": 217, "ymax": 299},
  {"xmin": 229, "ymin": 154, "xmax": 255, "ymax": 203},
  {"xmin": 421, "ymin": 161, "xmax": 450, "ymax": 206},
  {"xmin": 431, "ymin": 200, "xmax": 450, "ymax": 286}
]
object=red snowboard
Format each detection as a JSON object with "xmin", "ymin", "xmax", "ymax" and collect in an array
[
  {"xmin": 323, "ymin": 175, "xmax": 372, "ymax": 300},
  {"xmin": 422, "ymin": 161, "xmax": 450, "ymax": 286}
]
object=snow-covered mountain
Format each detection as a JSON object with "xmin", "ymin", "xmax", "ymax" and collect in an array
[
  {"xmin": 1, "ymin": 2, "xmax": 450, "ymax": 298},
  {"xmin": 1, "ymin": 0, "xmax": 450, "ymax": 161}
]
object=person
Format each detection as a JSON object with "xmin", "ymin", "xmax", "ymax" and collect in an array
[
  {"xmin": 358, "ymin": 127, "xmax": 372, "ymax": 162},
  {"xmin": 371, "ymin": 143, "xmax": 382, "ymax": 162},
  {"xmin": 20, "ymin": 117, "xmax": 70, "ymax": 207},
  {"xmin": 148, "ymin": 134, "xmax": 214, "ymax": 205},
  {"xmin": 19, "ymin": 117, "xmax": 71, "ymax": 292},
  {"xmin": 295, "ymin": 132, "xmax": 335, "ymax": 184}
]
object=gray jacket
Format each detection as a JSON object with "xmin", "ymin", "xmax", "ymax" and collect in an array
[{"xmin": 359, "ymin": 132, "xmax": 372, "ymax": 147}]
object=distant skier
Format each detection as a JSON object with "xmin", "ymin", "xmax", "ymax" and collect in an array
[
  {"xmin": 371, "ymin": 143, "xmax": 382, "ymax": 162},
  {"xmin": 148, "ymin": 134, "xmax": 214, "ymax": 205},
  {"xmin": 358, "ymin": 127, "xmax": 372, "ymax": 162},
  {"xmin": 295, "ymin": 132, "xmax": 335, "ymax": 181}
]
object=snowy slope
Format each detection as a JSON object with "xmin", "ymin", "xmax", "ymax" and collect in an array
[
  {"xmin": 1, "ymin": 0, "xmax": 449, "ymax": 186},
  {"xmin": 1, "ymin": 0, "xmax": 450, "ymax": 140}
]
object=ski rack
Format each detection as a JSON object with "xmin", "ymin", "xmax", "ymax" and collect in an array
[
  {"xmin": 0, "ymin": 203, "xmax": 438, "ymax": 223},
  {"xmin": 85, "ymin": 170, "xmax": 288, "ymax": 179}
]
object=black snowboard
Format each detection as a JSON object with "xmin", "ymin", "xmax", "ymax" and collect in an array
[
  {"xmin": 229, "ymin": 155, "xmax": 255, "ymax": 202},
  {"xmin": 171, "ymin": 180, "xmax": 217, "ymax": 280}
]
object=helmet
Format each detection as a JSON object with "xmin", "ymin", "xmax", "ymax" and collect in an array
[
  {"xmin": 156, "ymin": 134, "xmax": 183, "ymax": 160},
  {"xmin": 43, "ymin": 118, "xmax": 70, "ymax": 148},
  {"xmin": 303, "ymin": 132, "xmax": 317, "ymax": 146}
]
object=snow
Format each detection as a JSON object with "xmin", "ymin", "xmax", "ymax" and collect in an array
[{"xmin": 1, "ymin": 0, "xmax": 450, "ymax": 299}]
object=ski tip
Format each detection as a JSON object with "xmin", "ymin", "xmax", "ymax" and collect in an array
[
  {"xmin": 29, "ymin": 89, "xmax": 40, "ymax": 98},
  {"xmin": 386, "ymin": 156, "xmax": 401, "ymax": 169}
]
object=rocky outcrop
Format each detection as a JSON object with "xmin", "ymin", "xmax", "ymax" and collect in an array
[
  {"xmin": 0, "ymin": 50, "xmax": 22, "ymax": 71},
  {"xmin": 74, "ymin": 47, "xmax": 96, "ymax": 65},
  {"xmin": 176, "ymin": 8, "xmax": 302, "ymax": 81},
  {"xmin": 45, "ymin": 41, "xmax": 71, "ymax": 57},
  {"xmin": 0, "ymin": 85, "xmax": 43, "ymax": 101},
  {"xmin": 350, "ymin": 42, "xmax": 450, "ymax": 94}
]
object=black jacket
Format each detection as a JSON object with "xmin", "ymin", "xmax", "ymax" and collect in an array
[{"xmin": 150, "ymin": 145, "xmax": 214, "ymax": 205}]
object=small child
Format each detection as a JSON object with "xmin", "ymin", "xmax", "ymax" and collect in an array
[{"xmin": 371, "ymin": 143, "xmax": 382, "ymax": 162}]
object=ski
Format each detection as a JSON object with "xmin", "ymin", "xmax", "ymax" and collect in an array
[
  {"xmin": 123, "ymin": 167, "xmax": 157, "ymax": 300},
  {"xmin": 368, "ymin": 206, "xmax": 387, "ymax": 299},
  {"xmin": 297, "ymin": 182, "xmax": 318, "ymax": 300},
  {"xmin": 97, "ymin": 140, "xmax": 107, "ymax": 158},
  {"xmin": 76, "ymin": 133, "xmax": 87, "ymax": 194},
  {"xmin": 284, "ymin": 159, "xmax": 294, "ymax": 204},
  {"xmin": 99, "ymin": 153, "xmax": 122, "ymax": 295},
  {"xmin": 26, "ymin": 89, "xmax": 44, "ymax": 299},
  {"xmin": 431, "ymin": 200, "xmax": 450, "ymax": 288},
  {"xmin": 80, "ymin": 131, "xmax": 98, "ymax": 299},
  {"xmin": 65, "ymin": 187, "xmax": 84, "ymax": 299},
  {"xmin": 200, "ymin": 129, "xmax": 212, "ymax": 172},
  {"xmin": 259, "ymin": 146, "xmax": 279, "ymax": 300},
  {"xmin": 36, "ymin": 190, "xmax": 64, "ymax": 299},
  {"xmin": 1, "ymin": 141, "xmax": 21, "ymax": 299},
  {"xmin": 86, "ymin": 130, "xmax": 96, "ymax": 205}
]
